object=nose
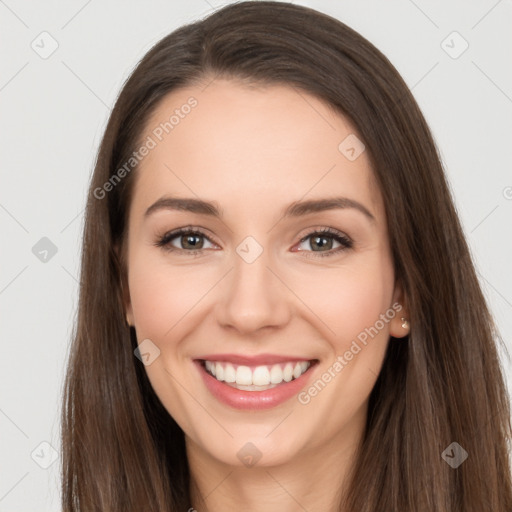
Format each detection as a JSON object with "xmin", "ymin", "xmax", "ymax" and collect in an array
[{"xmin": 214, "ymin": 243, "xmax": 292, "ymax": 335}]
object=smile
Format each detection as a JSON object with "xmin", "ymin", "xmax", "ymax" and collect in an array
[
  {"xmin": 203, "ymin": 360, "xmax": 311, "ymax": 390},
  {"xmin": 194, "ymin": 355, "xmax": 318, "ymax": 410}
]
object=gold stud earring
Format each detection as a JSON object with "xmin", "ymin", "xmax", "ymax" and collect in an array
[{"xmin": 401, "ymin": 317, "xmax": 409, "ymax": 330}]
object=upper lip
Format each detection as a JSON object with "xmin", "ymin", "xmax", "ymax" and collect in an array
[{"xmin": 195, "ymin": 353, "xmax": 316, "ymax": 366}]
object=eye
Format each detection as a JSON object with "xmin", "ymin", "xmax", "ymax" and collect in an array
[
  {"xmin": 155, "ymin": 227, "xmax": 218, "ymax": 255},
  {"xmin": 155, "ymin": 226, "xmax": 353, "ymax": 258},
  {"xmin": 295, "ymin": 227, "xmax": 353, "ymax": 258}
]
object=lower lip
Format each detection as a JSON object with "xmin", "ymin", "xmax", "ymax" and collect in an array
[{"xmin": 194, "ymin": 360, "xmax": 316, "ymax": 410}]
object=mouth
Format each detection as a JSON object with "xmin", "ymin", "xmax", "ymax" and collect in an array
[
  {"xmin": 194, "ymin": 355, "xmax": 319, "ymax": 409},
  {"xmin": 201, "ymin": 359, "xmax": 312, "ymax": 390}
]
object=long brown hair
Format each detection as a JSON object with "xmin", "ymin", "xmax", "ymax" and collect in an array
[{"xmin": 61, "ymin": 2, "xmax": 512, "ymax": 510}]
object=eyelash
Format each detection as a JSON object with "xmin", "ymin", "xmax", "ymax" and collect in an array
[{"xmin": 154, "ymin": 226, "xmax": 353, "ymax": 258}]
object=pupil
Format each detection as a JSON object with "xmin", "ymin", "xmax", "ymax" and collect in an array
[
  {"xmin": 183, "ymin": 234, "xmax": 203, "ymax": 249},
  {"xmin": 312, "ymin": 235, "xmax": 332, "ymax": 251}
]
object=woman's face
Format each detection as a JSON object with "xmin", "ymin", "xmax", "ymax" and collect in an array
[{"xmin": 124, "ymin": 78, "xmax": 407, "ymax": 468}]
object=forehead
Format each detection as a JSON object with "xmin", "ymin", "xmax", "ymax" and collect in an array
[{"xmin": 131, "ymin": 79, "xmax": 383, "ymax": 220}]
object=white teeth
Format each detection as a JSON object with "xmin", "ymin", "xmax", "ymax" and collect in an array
[
  {"xmin": 252, "ymin": 366, "xmax": 270, "ymax": 386},
  {"xmin": 270, "ymin": 365, "xmax": 283, "ymax": 384},
  {"xmin": 215, "ymin": 362, "xmax": 224, "ymax": 381},
  {"xmin": 231, "ymin": 383, "xmax": 278, "ymax": 391},
  {"xmin": 236, "ymin": 365, "xmax": 253, "ymax": 385},
  {"xmin": 224, "ymin": 363, "xmax": 236, "ymax": 383},
  {"xmin": 283, "ymin": 363, "xmax": 293, "ymax": 382},
  {"xmin": 204, "ymin": 360, "xmax": 312, "ymax": 387},
  {"xmin": 293, "ymin": 362, "xmax": 303, "ymax": 379}
]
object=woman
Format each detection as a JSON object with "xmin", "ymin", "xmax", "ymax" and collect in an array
[{"xmin": 61, "ymin": 2, "xmax": 512, "ymax": 510}]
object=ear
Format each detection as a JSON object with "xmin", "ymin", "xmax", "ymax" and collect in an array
[
  {"xmin": 115, "ymin": 242, "xmax": 134, "ymax": 327},
  {"xmin": 389, "ymin": 279, "xmax": 410, "ymax": 339}
]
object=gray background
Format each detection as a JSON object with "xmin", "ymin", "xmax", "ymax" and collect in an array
[{"xmin": 1, "ymin": 0, "xmax": 511, "ymax": 509}]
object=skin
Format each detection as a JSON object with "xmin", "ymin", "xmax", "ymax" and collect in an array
[{"xmin": 123, "ymin": 78, "xmax": 409, "ymax": 512}]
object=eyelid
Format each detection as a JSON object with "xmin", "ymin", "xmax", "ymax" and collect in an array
[
  {"xmin": 293, "ymin": 226, "xmax": 353, "ymax": 257},
  {"xmin": 155, "ymin": 226, "xmax": 221, "ymax": 252},
  {"xmin": 155, "ymin": 225, "xmax": 353, "ymax": 257},
  {"xmin": 296, "ymin": 225, "xmax": 350, "ymax": 242}
]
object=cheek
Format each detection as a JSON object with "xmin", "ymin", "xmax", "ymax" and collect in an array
[
  {"xmin": 126, "ymin": 252, "xmax": 210, "ymax": 432},
  {"xmin": 290, "ymin": 260, "xmax": 395, "ymax": 443},
  {"xmin": 128, "ymin": 270, "xmax": 176, "ymax": 338},
  {"xmin": 127, "ymin": 251, "xmax": 214, "ymax": 339},
  {"xmin": 290, "ymin": 257, "xmax": 395, "ymax": 349}
]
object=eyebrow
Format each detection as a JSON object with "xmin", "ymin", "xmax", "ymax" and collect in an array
[{"xmin": 144, "ymin": 195, "xmax": 375, "ymax": 223}]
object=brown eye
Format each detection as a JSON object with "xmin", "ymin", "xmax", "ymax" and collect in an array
[
  {"xmin": 155, "ymin": 228, "xmax": 217, "ymax": 254},
  {"xmin": 179, "ymin": 233, "xmax": 205, "ymax": 250},
  {"xmin": 308, "ymin": 234, "xmax": 335, "ymax": 251},
  {"xmin": 296, "ymin": 228, "xmax": 353, "ymax": 258}
]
